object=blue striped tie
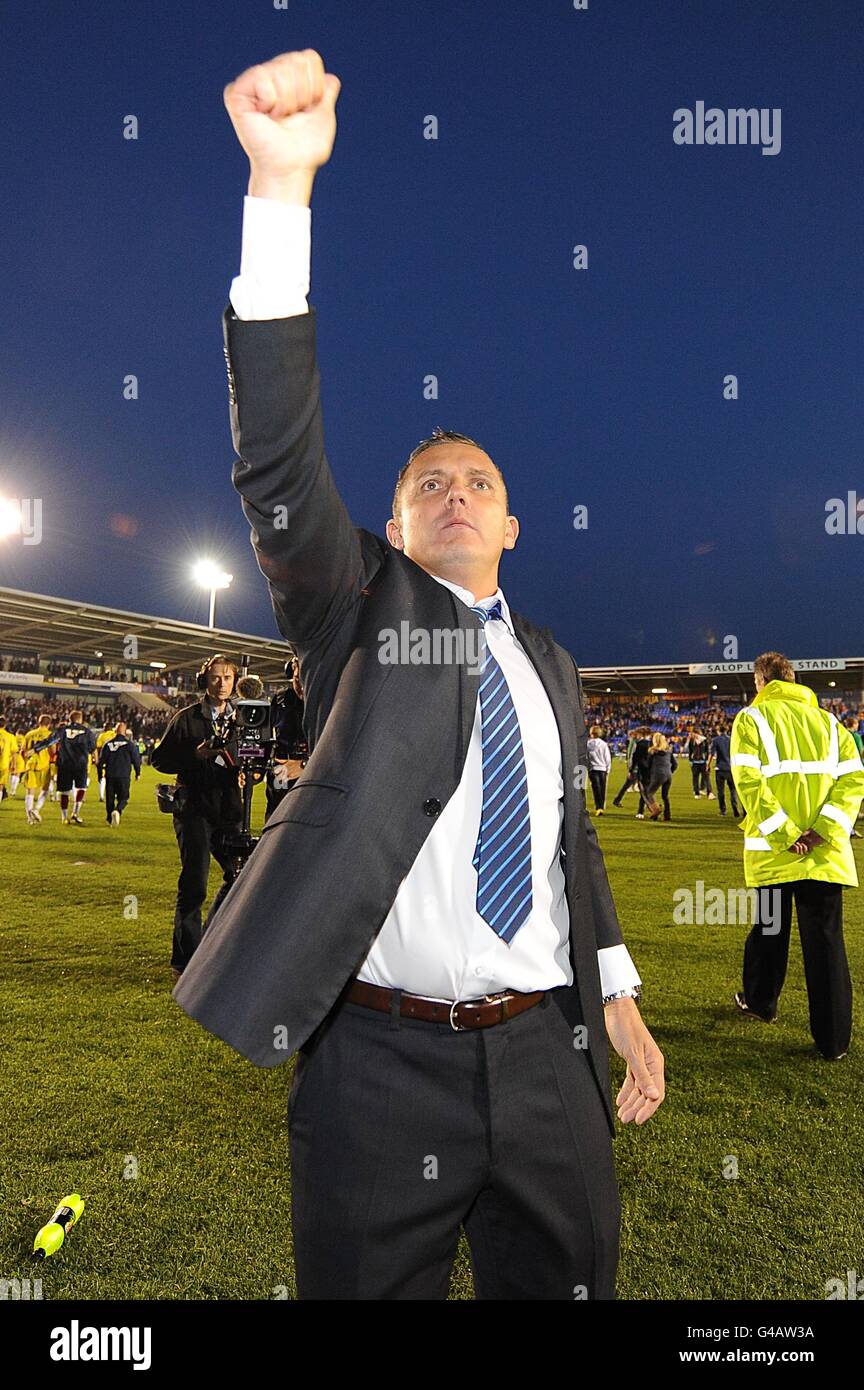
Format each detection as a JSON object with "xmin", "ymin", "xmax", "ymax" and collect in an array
[{"xmin": 470, "ymin": 601, "xmax": 533, "ymax": 944}]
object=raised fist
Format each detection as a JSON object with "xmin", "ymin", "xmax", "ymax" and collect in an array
[{"xmin": 224, "ymin": 50, "xmax": 341, "ymax": 179}]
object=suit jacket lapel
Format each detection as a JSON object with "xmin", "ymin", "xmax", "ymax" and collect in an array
[
  {"xmin": 510, "ymin": 614, "xmax": 584, "ymax": 874},
  {"xmin": 510, "ymin": 615, "xmax": 580, "ymax": 788}
]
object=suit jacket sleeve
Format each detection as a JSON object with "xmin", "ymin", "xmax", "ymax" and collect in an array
[{"xmin": 223, "ymin": 304, "xmax": 376, "ymax": 649}]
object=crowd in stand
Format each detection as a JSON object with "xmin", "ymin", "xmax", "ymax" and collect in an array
[
  {"xmin": 3, "ymin": 651, "xmax": 864, "ymax": 766},
  {"xmin": 0, "ymin": 654, "xmax": 40, "ymax": 673},
  {"xmin": 0, "ymin": 653, "xmax": 188, "ymax": 688},
  {"xmin": 582, "ymin": 699, "xmax": 747, "ymax": 755},
  {"xmin": 583, "ymin": 697, "xmax": 864, "ymax": 757}
]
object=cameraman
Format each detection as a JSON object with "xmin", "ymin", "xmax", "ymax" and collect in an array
[
  {"xmin": 266, "ymin": 654, "xmax": 307, "ymax": 820},
  {"xmin": 152, "ymin": 654, "xmax": 242, "ymax": 982}
]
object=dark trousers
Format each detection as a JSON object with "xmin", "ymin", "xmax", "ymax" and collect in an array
[
  {"xmin": 714, "ymin": 769, "xmax": 741, "ymax": 814},
  {"xmin": 612, "ymin": 769, "xmax": 638, "ymax": 805},
  {"xmin": 643, "ymin": 777, "xmax": 672, "ymax": 817},
  {"xmin": 690, "ymin": 761, "xmax": 709, "ymax": 794},
  {"xmin": 742, "ymin": 880, "xmax": 851, "ymax": 1057},
  {"xmin": 588, "ymin": 768, "xmax": 608, "ymax": 811},
  {"xmin": 288, "ymin": 988, "xmax": 620, "ymax": 1300},
  {"xmin": 105, "ymin": 776, "xmax": 130, "ymax": 820},
  {"xmin": 171, "ymin": 812, "xmax": 236, "ymax": 972}
]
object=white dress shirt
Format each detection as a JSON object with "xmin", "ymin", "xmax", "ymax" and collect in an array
[{"xmin": 229, "ymin": 196, "xmax": 641, "ymax": 1003}]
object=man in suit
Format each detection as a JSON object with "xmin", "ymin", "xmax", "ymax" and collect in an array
[{"xmin": 174, "ymin": 48, "xmax": 665, "ymax": 1300}]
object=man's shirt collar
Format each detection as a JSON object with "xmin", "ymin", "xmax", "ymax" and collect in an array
[
  {"xmin": 428, "ymin": 572, "xmax": 515, "ymax": 637},
  {"xmin": 202, "ymin": 695, "xmax": 234, "ymax": 721}
]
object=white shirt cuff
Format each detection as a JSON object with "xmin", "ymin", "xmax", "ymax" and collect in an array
[
  {"xmin": 597, "ymin": 944, "xmax": 642, "ymax": 996},
  {"xmin": 228, "ymin": 196, "xmax": 311, "ymax": 320}
]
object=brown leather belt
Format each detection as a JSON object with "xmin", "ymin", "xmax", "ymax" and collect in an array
[{"xmin": 346, "ymin": 977, "xmax": 544, "ymax": 1031}]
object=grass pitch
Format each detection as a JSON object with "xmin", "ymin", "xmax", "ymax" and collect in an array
[{"xmin": 0, "ymin": 765, "xmax": 860, "ymax": 1300}]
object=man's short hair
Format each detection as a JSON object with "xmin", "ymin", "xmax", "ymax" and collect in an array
[
  {"xmin": 70, "ymin": 709, "xmax": 83, "ymax": 721},
  {"xmin": 754, "ymin": 651, "xmax": 795, "ymax": 684},
  {"xmin": 391, "ymin": 425, "xmax": 508, "ymax": 521}
]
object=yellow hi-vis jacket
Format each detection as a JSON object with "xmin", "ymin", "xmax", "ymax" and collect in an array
[{"xmin": 730, "ymin": 679, "xmax": 864, "ymax": 888}]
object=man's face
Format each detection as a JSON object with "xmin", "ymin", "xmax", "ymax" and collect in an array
[
  {"xmin": 206, "ymin": 662, "xmax": 235, "ymax": 702},
  {"xmin": 385, "ymin": 443, "xmax": 518, "ymax": 579}
]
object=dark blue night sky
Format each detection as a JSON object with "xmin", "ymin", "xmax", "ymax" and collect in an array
[{"xmin": 1, "ymin": 0, "xmax": 861, "ymax": 665}]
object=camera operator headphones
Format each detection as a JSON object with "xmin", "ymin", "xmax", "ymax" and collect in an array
[{"xmin": 196, "ymin": 653, "xmax": 239, "ymax": 692}]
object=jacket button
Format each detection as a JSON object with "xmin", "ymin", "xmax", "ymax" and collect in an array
[{"xmin": 423, "ymin": 798, "xmax": 442, "ymax": 817}]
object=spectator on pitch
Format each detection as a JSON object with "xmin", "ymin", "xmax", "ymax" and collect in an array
[
  {"xmin": 586, "ymin": 723, "xmax": 612, "ymax": 815},
  {"xmin": 98, "ymin": 720, "xmax": 141, "ymax": 827},
  {"xmin": 35, "ymin": 710, "xmax": 97, "ymax": 824},
  {"xmin": 631, "ymin": 728, "xmax": 655, "ymax": 818},
  {"xmin": 639, "ymin": 734, "xmax": 677, "ymax": 822},
  {"xmin": 612, "ymin": 725, "xmax": 647, "ymax": 807},
  {"xmin": 708, "ymin": 720, "xmax": 742, "ymax": 818},
  {"xmin": 730, "ymin": 651, "xmax": 864, "ymax": 1059},
  {"xmin": 844, "ymin": 714, "xmax": 864, "ymax": 757},
  {"xmin": 686, "ymin": 729, "xmax": 712, "ymax": 798},
  {"xmin": 844, "ymin": 716, "xmax": 863, "ymax": 838}
]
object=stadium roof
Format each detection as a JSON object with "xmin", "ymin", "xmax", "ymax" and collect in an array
[
  {"xmin": 578, "ymin": 657, "xmax": 864, "ymax": 700},
  {"xmin": 0, "ymin": 585, "xmax": 292, "ymax": 683}
]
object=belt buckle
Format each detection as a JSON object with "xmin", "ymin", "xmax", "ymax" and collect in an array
[
  {"xmin": 449, "ymin": 999, "xmax": 466, "ymax": 1032},
  {"xmin": 486, "ymin": 991, "xmax": 510, "ymax": 1022}
]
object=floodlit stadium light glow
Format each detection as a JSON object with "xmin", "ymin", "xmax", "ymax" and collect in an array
[
  {"xmin": 192, "ymin": 559, "xmax": 233, "ymax": 629},
  {"xmin": 0, "ymin": 497, "xmax": 22, "ymax": 538},
  {"xmin": 150, "ymin": 661, "xmax": 167, "ymax": 669},
  {"xmin": 651, "ymin": 687, "xmax": 668, "ymax": 695}
]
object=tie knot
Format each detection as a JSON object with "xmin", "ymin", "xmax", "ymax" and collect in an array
[{"xmin": 471, "ymin": 600, "xmax": 503, "ymax": 625}]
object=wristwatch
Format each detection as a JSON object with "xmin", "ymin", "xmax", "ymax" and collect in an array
[{"xmin": 603, "ymin": 986, "xmax": 642, "ymax": 1006}]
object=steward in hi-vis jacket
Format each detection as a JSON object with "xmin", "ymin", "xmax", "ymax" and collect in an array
[
  {"xmin": 730, "ymin": 679, "xmax": 864, "ymax": 888},
  {"xmin": 729, "ymin": 668, "xmax": 864, "ymax": 1058}
]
